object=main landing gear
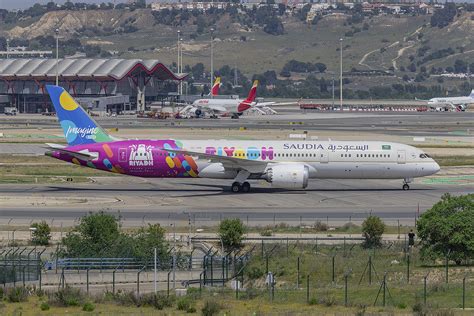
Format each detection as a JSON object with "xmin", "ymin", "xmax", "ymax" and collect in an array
[
  {"xmin": 231, "ymin": 170, "xmax": 251, "ymax": 193},
  {"xmin": 231, "ymin": 181, "xmax": 251, "ymax": 193},
  {"xmin": 402, "ymin": 178, "xmax": 413, "ymax": 191}
]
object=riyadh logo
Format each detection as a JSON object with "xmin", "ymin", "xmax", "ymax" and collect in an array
[{"xmin": 129, "ymin": 144, "xmax": 154, "ymax": 167}]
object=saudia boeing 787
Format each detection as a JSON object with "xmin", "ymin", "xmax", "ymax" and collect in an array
[{"xmin": 45, "ymin": 85, "xmax": 440, "ymax": 192}]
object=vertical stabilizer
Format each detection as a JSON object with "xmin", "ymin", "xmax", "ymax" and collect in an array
[
  {"xmin": 245, "ymin": 80, "xmax": 259, "ymax": 102},
  {"xmin": 211, "ymin": 77, "xmax": 221, "ymax": 96},
  {"xmin": 46, "ymin": 85, "xmax": 115, "ymax": 146}
]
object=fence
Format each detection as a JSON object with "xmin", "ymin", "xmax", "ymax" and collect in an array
[
  {"xmin": 207, "ymin": 240, "xmax": 474, "ymax": 310},
  {"xmin": 0, "ymin": 247, "xmax": 43, "ymax": 287}
]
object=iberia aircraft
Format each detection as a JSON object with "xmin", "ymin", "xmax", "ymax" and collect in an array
[
  {"xmin": 210, "ymin": 76, "xmax": 221, "ymax": 97},
  {"xmin": 45, "ymin": 85, "xmax": 440, "ymax": 192},
  {"xmin": 190, "ymin": 80, "xmax": 259, "ymax": 118}
]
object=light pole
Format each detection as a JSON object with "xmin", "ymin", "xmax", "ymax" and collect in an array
[
  {"xmin": 210, "ymin": 27, "xmax": 214, "ymax": 98},
  {"xmin": 177, "ymin": 30, "xmax": 181, "ymax": 94},
  {"xmin": 55, "ymin": 28, "xmax": 59, "ymax": 86},
  {"xmin": 339, "ymin": 38, "xmax": 343, "ymax": 111},
  {"xmin": 6, "ymin": 39, "xmax": 9, "ymax": 59},
  {"xmin": 180, "ymin": 37, "xmax": 183, "ymax": 96}
]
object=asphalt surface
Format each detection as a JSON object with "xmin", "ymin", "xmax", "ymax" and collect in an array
[
  {"xmin": 0, "ymin": 177, "xmax": 472, "ymax": 227},
  {"xmin": 1, "ymin": 111, "xmax": 473, "ymax": 138},
  {"xmin": 0, "ymin": 111, "xmax": 472, "ymax": 228}
]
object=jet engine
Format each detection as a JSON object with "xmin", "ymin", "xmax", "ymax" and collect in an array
[
  {"xmin": 194, "ymin": 108, "xmax": 202, "ymax": 117},
  {"xmin": 265, "ymin": 164, "xmax": 309, "ymax": 189}
]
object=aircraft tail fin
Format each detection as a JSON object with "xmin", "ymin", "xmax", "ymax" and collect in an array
[
  {"xmin": 211, "ymin": 77, "xmax": 221, "ymax": 96},
  {"xmin": 470, "ymin": 89, "xmax": 474, "ymax": 98},
  {"xmin": 46, "ymin": 85, "xmax": 115, "ymax": 146},
  {"xmin": 245, "ymin": 80, "xmax": 258, "ymax": 102}
]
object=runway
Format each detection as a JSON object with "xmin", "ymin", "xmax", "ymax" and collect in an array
[
  {"xmin": 1, "ymin": 111, "xmax": 473, "ymax": 138},
  {"xmin": 1, "ymin": 111, "xmax": 472, "ymax": 229},
  {"xmin": 0, "ymin": 176, "xmax": 472, "ymax": 227}
]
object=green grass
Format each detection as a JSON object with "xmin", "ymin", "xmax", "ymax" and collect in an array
[{"xmin": 432, "ymin": 155, "xmax": 474, "ymax": 167}]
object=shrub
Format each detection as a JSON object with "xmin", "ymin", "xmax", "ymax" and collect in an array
[
  {"xmin": 40, "ymin": 302, "xmax": 50, "ymax": 311},
  {"xmin": 319, "ymin": 294, "xmax": 336, "ymax": 306},
  {"xmin": 112, "ymin": 291, "xmax": 140, "ymax": 306},
  {"xmin": 177, "ymin": 296, "xmax": 196, "ymax": 313},
  {"xmin": 362, "ymin": 215, "xmax": 385, "ymax": 248},
  {"xmin": 141, "ymin": 293, "xmax": 174, "ymax": 310},
  {"xmin": 30, "ymin": 221, "xmax": 51, "ymax": 246},
  {"xmin": 308, "ymin": 297, "xmax": 318, "ymax": 305},
  {"xmin": 186, "ymin": 287, "xmax": 200, "ymax": 300},
  {"xmin": 201, "ymin": 299, "xmax": 221, "ymax": 316},
  {"xmin": 314, "ymin": 220, "xmax": 328, "ymax": 231},
  {"xmin": 259, "ymin": 229, "xmax": 273, "ymax": 237},
  {"xmin": 340, "ymin": 222, "xmax": 359, "ymax": 232},
  {"xmin": 82, "ymin": 302, "xmax": 95, "ymax": 311},
  {"xmin": 218, "ymin": 218, "xmax": 245, "ymax": 252},
  {"xmin": 417, "ymin": 194, "xmax": 474, "ymax": 265},
  {"xmin": 49, "ymin": 286, "xmax": 85, "ymax": 307},
  {"xmin": 6, "ymin": 287, "xmax": 29, "ymax": 302},
  {"xmin": 245, "ymin": 266, "xmax": 264, "ymax": 280}
]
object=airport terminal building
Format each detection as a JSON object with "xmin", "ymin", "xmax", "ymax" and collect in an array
[{"xmin": 0, "ymin": 58, "xmax": 185, "ymax": 114}]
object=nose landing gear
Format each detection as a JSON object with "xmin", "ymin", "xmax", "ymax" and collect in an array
[{"xmin": 402, "ymin": 178, "xmax": 413, "ymax": 190}]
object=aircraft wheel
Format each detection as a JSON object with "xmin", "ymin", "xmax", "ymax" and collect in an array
[
  {"xmin": 231, "ymin": 182, "xmax": 242, "ymax": 193},
  {"xmin": 241, "ymin": 182, "xmax": 251, "ymax": 193},
  {"xmin": 402, "ymin": 183, "xmax": 410, "ymax": 191}
]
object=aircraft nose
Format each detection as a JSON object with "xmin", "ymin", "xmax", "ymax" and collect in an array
[{"xmin": 432, "ymin": 162, "xmax": 440, "ymax": 174}]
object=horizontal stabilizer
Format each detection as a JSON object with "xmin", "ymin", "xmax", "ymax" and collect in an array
[{"xmin": 44, "ymin": 143, "xmax": 98, "ymax": 161}]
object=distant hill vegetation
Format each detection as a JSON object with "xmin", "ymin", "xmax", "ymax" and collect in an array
[{"xmin": 0, "ymin": 2, "xmax": 472, "ymax": 99}]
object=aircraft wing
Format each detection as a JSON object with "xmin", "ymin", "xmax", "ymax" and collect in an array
[
  {"xmin": 255, "ymin": 101, "xmax": 299, "ymax": 107},
  {"xmin": 44, "ymin": 143, "xmax": 99, "ymax": 161},
  {"xmin": 205, "ymin": 105, "xmax": 228, "ymax": 113},
  {"xmin": 162, "ymin": 148, "xmax": 268, "ymax": 173}
]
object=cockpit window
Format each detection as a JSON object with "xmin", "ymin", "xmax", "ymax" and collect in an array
[{"xmin": 419, "ymin": 153, "xmax": 431, "ymax": 159}]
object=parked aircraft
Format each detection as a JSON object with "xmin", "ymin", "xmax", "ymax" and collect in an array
[
  {"xmin": 187, "ymin": 80, "xmax": 259, "ymax": 118},
  {"xmin": 44, "ymin": 85, "xmax": 440, "ymax": 192},
  {"xmin": 210, "ymin": 76, "xmax": 221, "ymax": 97},
  {"xmin": 417, "ymin": 90, "xmax": 474, "ymax": 111}
]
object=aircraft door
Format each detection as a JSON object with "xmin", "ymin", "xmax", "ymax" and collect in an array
[
  {"xmin": 397, "ymin": 150, "xmax": 406, "ymax": 164},
  {"xmin": 320, "ymin": 151, "xmax": 329, "ymax": 163}
]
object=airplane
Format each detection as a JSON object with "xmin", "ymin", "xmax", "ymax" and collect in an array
[
  {"xmin": 417, "ymin": 89, "xmax": 474, "ymax": 112},
  {"xmin": 185, "ymin": 80, "xmax": 259, "ymax": 119},
  {"xmin": 44, "ymin": 85, "xmax": 440, "ymax": 193}
]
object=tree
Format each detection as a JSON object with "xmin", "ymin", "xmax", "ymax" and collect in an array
[
  {"xmin": 30, "ymin": 221, "xmax": 51, "ymax": 246},
  {"xmin": 218, "ymin": 219, "xmax": 245, "ymax": 252},
  {"xmin": 361, "ymin": 216, "xmax": 385, "ymax": 248},
  {"xmin": 132, "ymin": 224, "xmax": 170, "ymax": 264},
  {"xmin": 60, "ymin": 212, "xmax": 127, "ymax": 258},
  {"xmin": 417, "ymin": 194, "xmax": 474, "ymax": 265},
  {"xmin": 263, "ymin": 16, "xmax": 284, "ymax": 36}
]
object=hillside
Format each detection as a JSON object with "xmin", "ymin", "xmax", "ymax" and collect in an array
[{"xmin": 1, "ymin": 6, "xmax": 473, "ymax": 98}]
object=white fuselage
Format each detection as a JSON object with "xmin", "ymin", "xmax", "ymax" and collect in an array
[
  {"xmin": 192, "ymin": 98, "xmax": 244, "ymax": 114},
  {"xmin": 428, "ymin": 96, "xmax": 474, "ymax": 109},
  {"xmin": 178, "ymin": 140, "xmax": 440, "ymax": 180}
]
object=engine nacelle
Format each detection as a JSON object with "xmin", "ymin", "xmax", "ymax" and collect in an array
[
  {"xmin": 265, "ymin": 164, "xmax": 309, "ymax": 189},
  {"xmin": 194, "ymin": 108, "xmax": 202, "ymax": 117}
]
